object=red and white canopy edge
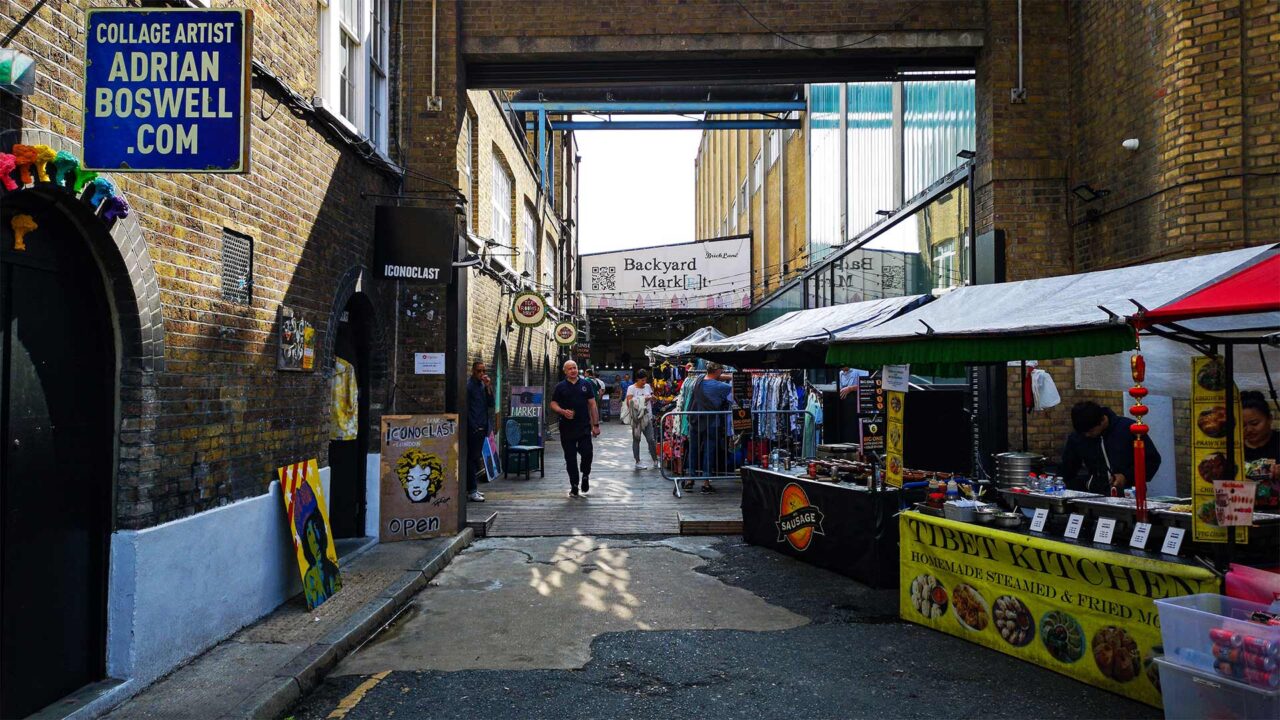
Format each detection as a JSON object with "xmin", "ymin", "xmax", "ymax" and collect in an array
[{"xmin": 1076, "ymin": 243, "xmax": 1280, "ymax": 398}]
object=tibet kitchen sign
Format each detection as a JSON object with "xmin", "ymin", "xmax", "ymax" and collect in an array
[
  {"xmin": 512, "ymin": 291, "xmax": 547, "ymax": 326},
  {"xmin": 580, "ymin": 235, "xmax": 751, "ymax": 311},
  {"xmin": 83, "ymin": 8, "xmax": 253, "ymax": 172}
]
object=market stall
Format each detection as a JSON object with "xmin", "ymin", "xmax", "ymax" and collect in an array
[
  {"xmin": 817, "ymin": 244, "xmax": 1280, "ymax": 709},
  {"xmin": 741, "ymin": 465, "xmax": 898, "ymax": 587},
  {"xmin": 688, "ymin": 295, "xmax": 945, "ymax": 576},
  {"xmin": 646, "ymin": 326, "xmax": 727, "ymax": 363}
]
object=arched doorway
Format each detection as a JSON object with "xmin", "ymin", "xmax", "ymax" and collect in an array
[
  {"xmin": 328, "ymin": 292, "xmax": 374, "ymax": 539},
  {"xmin": 2, "ymin": 189, "xmax": 114, "ymax": 717}
]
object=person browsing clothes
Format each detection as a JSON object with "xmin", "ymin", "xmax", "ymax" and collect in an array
[
  {"xmin": 1059, "ymin": 401, "xmax": 1162, "ymax": 494},
  {"xmin": 687, "ymin": 362, "xmax": 735, "ymax": 494},
  {"xmin": 550, "ymin": 360, "xmax": 600, "ymax": 498}
]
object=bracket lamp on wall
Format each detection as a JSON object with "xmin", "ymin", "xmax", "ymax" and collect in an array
[
  {"xmin": 452, "ymin": 253, "xmax": 482, "ymax": 268},
  {"xmin": 1072, "ymin": 183, "xmax": 1111, "ymax": 202},
  {"xmin": 874, "ymin": 209, "xmax": 893, "ymax": 217},
  {"xmin": 956, "ymin": 149, "xmax": 976, "ymax": 160}
]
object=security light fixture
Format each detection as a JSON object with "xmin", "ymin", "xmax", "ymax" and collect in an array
[
  {"xmin": 1071, "ymin": 183, "xmax": 1110, "ymax": 202},
  {"xmin": 956, "ymin": 149, "xmax": 976, "ymax": 160},
  {"xmin": 452, "ymin": 253, "xmax": 482, "ymax": 268},
  {"xmin": 875, "ymin": 210, "xmax": 893, "ymax": 217}
]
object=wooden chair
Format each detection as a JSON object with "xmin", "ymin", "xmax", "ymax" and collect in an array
[{"xmin": 504, "ymin": 417, "xmax": 544, "ymax": 480}]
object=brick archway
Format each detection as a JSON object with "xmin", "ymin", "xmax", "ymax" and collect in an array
[{"xmin": 1, "ymin": 129, "xmax": 165, "ymax": 374}]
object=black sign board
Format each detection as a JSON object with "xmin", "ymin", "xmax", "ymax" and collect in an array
[
  {"xmin": 740, "ymin": 468, "xmax": 899, "ymax": 587},
  {"xmin": 860, "ymin": 417, "xmax": 885, "ymax": 452},
  {"xmin": 732, "ymin": 408, "xmax": 753, "ymax": 433},
  {"xmin": 574, "ymin": 343, "xmax": 591, "ymax": 360},
  {"xmin": 857, "ymin": 374, "xmax": 884, "ymax": 416},
  {"xmin": 731, "ymin": 372, "xmax": 750, "ymax": 405},
  {"xmin": 374, "ymin": 206, "xmax": 455, "ymax": 282}
]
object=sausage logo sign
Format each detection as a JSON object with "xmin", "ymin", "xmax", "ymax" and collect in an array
[{"xmin": 776, "ymin": 482, "xmax": 825, "ymax": 551}]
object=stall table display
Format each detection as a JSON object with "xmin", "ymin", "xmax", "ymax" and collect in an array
[
  {"xmin": 741, "ymin": 465, "xmax": 899, "ymax": 588},
  {"xmin": 900, "ymin": 510, "xmax": 1218, "ymax": 707}
]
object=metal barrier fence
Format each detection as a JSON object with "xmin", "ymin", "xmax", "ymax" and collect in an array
[{"xmin": 657, "ymin": 409, "xmax": 817, "ymax": 497}]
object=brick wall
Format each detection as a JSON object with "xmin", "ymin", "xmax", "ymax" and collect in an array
[{"xmin": 2, "ymin": 0, "xmax": 400, "ymax": 528}]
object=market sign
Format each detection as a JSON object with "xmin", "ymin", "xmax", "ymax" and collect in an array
[
  {"xmin": 553, "ymin": 321, "xmax": 577, "ymax": 345},
  {"xmin": 900, "ymin": 512, "xmax": 1217, "ymax": 708},
  {"xmin": 1189, "ymin": 356, "xmax": 1248, "ymax": 543},
  {"xmin": 374, "ymin": 206, "xmax": 455, "ymax": 282},
  {"xmin": 83, "ymin": 8, "xmax": 252, "ymax": 172},
  {"xmin": 885, "ymin": 390, "xmax": 905, "ymax": 487},
  {"xmin": 512, "ymin": 291, "xmax": 546, "ymax": 326},
  {"xmin": 580, "ymin": 235, "xmax": 751, "ymax": 311}
]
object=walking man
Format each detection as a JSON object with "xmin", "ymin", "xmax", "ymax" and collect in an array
[
  {"xmin": 550, "ymin": 360, "xmax": 600, "ymax": 497},
  {"xmin": 465, "ymin": 361, "xmax": 492, "ymax": 503}
]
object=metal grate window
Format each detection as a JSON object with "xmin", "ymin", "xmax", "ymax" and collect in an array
[{"xmin": 220, "ymin": 229, "xmax": 253, "ymax": 305}]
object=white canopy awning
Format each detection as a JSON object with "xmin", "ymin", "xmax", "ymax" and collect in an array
[
  {"xmin": 692, "ymin": 295, "xmax": 929, "ymax": 367},
  {"xmin": 647, "ymin": 326, "xmax": 727, "ymax": 360},
  {"xmin": 826, "ymin": 245, "xmax": 1277, "ymax": 370}
]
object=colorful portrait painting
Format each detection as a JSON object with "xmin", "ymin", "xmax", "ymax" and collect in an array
[
  {"xmin": 380, "ymin": 415, "xmax": 460, "ymax": 542},
  {"xmin": 279, "ymin": 459, "xmax": 342, "ymax": 609},
  {"xmin": 396, "ymin": 448, "xmax": 445, "ymax": 503}
]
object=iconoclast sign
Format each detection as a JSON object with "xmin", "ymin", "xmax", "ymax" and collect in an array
[{"xmin": 83, "ymin": 8, "xmax": 253, "ymax": 172}]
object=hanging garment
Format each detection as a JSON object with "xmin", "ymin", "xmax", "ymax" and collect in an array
[
  {"xmin": 1031, "ymin": 367, "xmax": 1062, "ymax": 411},
  {"xmin": 331, "ymin": 358, "xmax": 358, "ymax": 440},
  {"xmin": 802, "ymin": 390, "xmax": 822, "ymax": 458}
]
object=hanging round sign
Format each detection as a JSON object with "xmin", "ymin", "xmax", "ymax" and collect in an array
[
  {"xmin": 512, "ymin": 291, "xmax": 547, "ymax": 327},
  {"xmin": 553, "ymin": 321, "xmax": 578, "ymax": 346}
]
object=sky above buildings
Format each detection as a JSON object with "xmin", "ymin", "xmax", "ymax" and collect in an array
[{"xmin": 575, "ymin": 115, "xmax": 703, "ymax": 255}]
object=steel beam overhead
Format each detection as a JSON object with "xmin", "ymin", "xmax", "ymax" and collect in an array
[
  {"xmin": 509, "ymin": 101, "xmax": 805, "ymax": 114},
  {"xmin": 524, "ymin": 119, "xmax": 802, "ymax": 131}
]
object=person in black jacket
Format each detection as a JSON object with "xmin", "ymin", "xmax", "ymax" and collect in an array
[{"xmin": 1059, "ymin": 401, "xmax": 1161, "ymax": 494}]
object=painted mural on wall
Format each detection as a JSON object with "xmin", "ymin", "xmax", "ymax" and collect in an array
[
  {"xmin": 379, "ymin": 415, "xmax": 460, "ymax": 542},
  {"xmin": 278, "ymin": 459, "xmax": 342, "ymax": 610}
]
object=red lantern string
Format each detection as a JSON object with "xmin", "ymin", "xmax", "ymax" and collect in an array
[{"xmin": 1129, "ymin": 348, "xmax": 1149, "ymax": 522}]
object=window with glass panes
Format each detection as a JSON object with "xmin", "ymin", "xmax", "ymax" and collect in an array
[
  {"xmin": 338, "ymin": 0, "xmax": 359, "ymax": 121},
  {"xmin": 491, "ymin": 155, "xmax": 513, "ymax": 265},
  {"xmin": 521, "ymin": 204, "xmax": 537, "ymax": 277},
  {"xmin": 752, "ymin": 153, "xmax": 762, "ymax": 194},
  {"xmin": 367, "ymin": 0, "xmax": 388, "ymax": 151}
]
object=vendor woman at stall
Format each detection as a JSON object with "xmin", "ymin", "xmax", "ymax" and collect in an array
[
  {"xmin": 1242, "ymin": 390, "xmax": 1280, "ymax": 510},
  {"xmin": 1059, "ymin": 401, "xmax": 1162, "ymax": 494}
]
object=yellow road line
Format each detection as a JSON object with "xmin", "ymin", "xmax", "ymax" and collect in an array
[{"xmin": 327, "ymin": 670, "xmax": 391, "ymax": 720}]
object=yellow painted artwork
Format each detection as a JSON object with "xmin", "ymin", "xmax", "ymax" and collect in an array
[{"xmin": 278, "ymin": 459, "xmax": 343, "ymax": 609}]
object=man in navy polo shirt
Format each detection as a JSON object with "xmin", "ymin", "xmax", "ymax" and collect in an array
[{"xmin": 550, "ymin": 360, "xmax": 600, "ymax": 497}]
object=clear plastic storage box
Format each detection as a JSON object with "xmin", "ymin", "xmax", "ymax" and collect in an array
[
  {"xmin": 1155, "ymin": 658, "xmax": 1279, "ymax": 720},
  {"xmin": 1154, "ymin": 593, "xmax": 1280, "ymax": 671}
]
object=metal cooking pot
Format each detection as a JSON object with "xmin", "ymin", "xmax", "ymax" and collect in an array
[{"xmin": 995, "ymin": 451, "xmax": 1045, "ymax": 488}]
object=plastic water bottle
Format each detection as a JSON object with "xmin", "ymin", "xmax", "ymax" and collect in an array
[{"xmin": 1053, "ymin": 476, "xmax": 1066, "ymax": 495}]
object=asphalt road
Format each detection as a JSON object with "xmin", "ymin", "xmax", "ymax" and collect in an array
[{"xmin": 288, "ymin": 537, "xmax": 1161, "ymax": 720}]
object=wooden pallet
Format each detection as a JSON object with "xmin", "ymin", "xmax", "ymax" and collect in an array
[{"xmin": 677, "ymin": 512, "xmax": 744, "ymax": 536}]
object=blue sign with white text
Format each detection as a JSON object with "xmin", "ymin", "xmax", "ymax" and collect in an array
[{"xmin": 83, "ymin": 8, "xmax": 252, "ymax": 172}]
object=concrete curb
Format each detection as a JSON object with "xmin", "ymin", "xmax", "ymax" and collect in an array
[{"xmin": 231, "ymin": 529, "xmax": 475, "ymax": 720}]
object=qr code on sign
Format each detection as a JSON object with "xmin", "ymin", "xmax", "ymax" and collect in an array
[
  {"xmin": 882, "ymin": 265, "xmax": 903, "ymax": 289},
  {"xmin": 591, "ymin": 266, "xmax": 617, "ymax": 291}
]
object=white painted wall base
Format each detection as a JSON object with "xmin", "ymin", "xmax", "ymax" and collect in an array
[
  {"xmin": 366, "ymin": 452, "xmax": 381, "ymax": 538},
  {"xmin": 106, "ymin": 480, "xmax": 308, "ymax": 689}
]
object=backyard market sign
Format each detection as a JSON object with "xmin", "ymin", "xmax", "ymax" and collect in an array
[{"xmin": 83, "ymin": 8, "xmax": 253, "ymax": 172}]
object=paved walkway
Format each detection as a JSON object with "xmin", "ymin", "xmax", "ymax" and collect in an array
[
  {"xmin": 470, "ymin": 421, "xmax": 740, "ymax": 536},
  {"xmin": 290, "ymin": 536, "xmax": 1160, "ymax": 720}
]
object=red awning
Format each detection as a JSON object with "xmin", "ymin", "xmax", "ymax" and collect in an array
[{"xmin": 1133, "ymin": 247, "xmax": 1280, "ymax": 327}]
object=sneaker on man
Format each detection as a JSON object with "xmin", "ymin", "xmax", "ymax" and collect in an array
[
  {"xmin": 581, "ymin": 475, "xmax": 590, "ymax": 494},
  {"xmin": 468, "ymin": 491, "xmax": 485, "ymax": 502},
  {"xmin": 569, "ymin": 487, "xmax": 580, "ymax": 498},
  {"xmin": 635, "ymin": 461, "xmax": 648, "ymax": 470}
]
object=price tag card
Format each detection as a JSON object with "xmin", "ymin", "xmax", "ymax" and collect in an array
[
  {"xmin": 1064, "ymin": 513, "xmax": 1085, "ymax": 539},
  {"xmin": 1093, "ymin": 517, "xmax": 1117, "ymax": 545},
  {"xmin": 1029, "ymin": 508, "xmax": 1049, "ymax": 533},
  {"xmin": 1161, "ymin": 527, "xmax": 1186, "ymax": 556},
  {"xmin": 1129, "ymin": 522, "xmax": 1153, "ymax": 549}
]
